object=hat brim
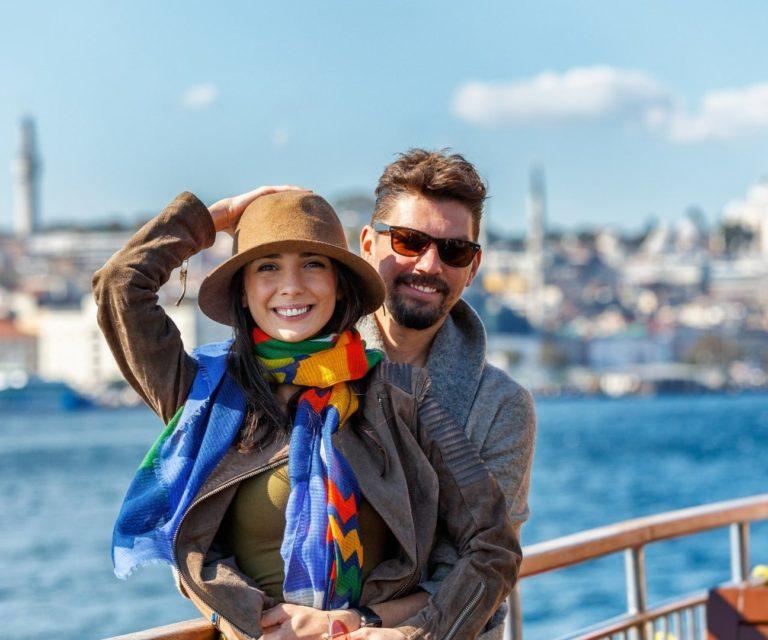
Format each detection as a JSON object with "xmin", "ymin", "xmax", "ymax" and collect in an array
[{"xmin": 198, "ymin": 239, "xmax": 386, "ymax": 326}]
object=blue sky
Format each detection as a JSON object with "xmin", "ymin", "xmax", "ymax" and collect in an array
[{"xmin": 2, "ymin": 1, "xmax": 768, "ymax": 233}]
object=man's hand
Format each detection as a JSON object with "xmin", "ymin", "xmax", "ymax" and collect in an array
[
  {"xmin": 260, "ymin": 603, "xmax": 358, "ymax": 640},
  {"xmin": 209, "ymin": 185, "xmax": 307, "ymax": 236}
]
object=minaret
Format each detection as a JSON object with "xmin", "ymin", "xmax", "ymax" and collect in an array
[
  {"xmin": 526, "ymin": 166, "xmax": 546, "ymax": 325},
  {"xmin": 13, "ymin": 117, "xmax": 42, "ymax": 236}
]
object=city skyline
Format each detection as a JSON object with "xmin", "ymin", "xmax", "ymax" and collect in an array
[{"xmin": 2, "ymin": 2, "xmax": 768, "ymax": 233}]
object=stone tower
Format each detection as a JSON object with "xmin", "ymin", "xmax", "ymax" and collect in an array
[
  {"xmin": 526, "ymin": 166, "xmax": 546, "ymax": 325},
  {"xmin": 13, "ymin": 117, "xmax": 42, "ymax": 236}
]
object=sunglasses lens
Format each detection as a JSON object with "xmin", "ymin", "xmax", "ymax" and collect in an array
[
  {"xmin": 438, "ymin": 239, "xmax": 477, "ymax": 267},
  {"xmin": 390, "ymin": 228, "xmax": 431, "ymax": 256},
  {"xmin": 384, "ymin": 225, "xmax": 478, "ymax": 267}
]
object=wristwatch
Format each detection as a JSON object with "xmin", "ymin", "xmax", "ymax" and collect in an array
[{"xmin": 351, "ymin": 605, "xmax": 383, "ymax": 628}]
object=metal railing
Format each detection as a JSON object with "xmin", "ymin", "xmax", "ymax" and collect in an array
[
  {"xmin": 105, "ymin": 494, "xmax": 768, "ymax": 640},
  {"xmin": 505, "ymin": 494, "xmax": 768, "ymax": 640}
]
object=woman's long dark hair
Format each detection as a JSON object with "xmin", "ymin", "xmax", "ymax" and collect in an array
[{"xmin": 227, "ymin": 260, "xmax": 365, "ymax": 451}]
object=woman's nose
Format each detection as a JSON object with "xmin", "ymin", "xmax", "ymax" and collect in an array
[{"xmin": 278, "ymin": 268, "xmax": 304, "ymax": 295}]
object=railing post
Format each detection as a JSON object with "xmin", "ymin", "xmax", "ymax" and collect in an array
[
  {"xmin": 730, "ymin": 522, "xmax": 750, "ymax": 583},
  {"xmin": 625, "ymin": 546, "xmax": 648, "ymax": 640},
  {"xmin": 505, "ymin": 586, "xmax": 522, "ymax": 640}
]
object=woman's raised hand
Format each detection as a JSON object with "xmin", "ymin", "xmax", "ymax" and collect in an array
[{"xmin": 209, "ymin": 185, "xmax": 307, "ymax": 236}]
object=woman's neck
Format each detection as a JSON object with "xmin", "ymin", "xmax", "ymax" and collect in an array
[{"xmin": 274, "ymin": 383, "xmax": 301, "ymax": 413}]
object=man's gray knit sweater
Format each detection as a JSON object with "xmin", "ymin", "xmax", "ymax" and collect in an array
[{"xmin": 358, "ymin": 300, "xmax": 536, "ymax": 636}]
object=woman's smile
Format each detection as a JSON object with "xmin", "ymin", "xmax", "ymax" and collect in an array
[
  {"xmin": 272, "ymin": 304, "xmax": 313, "ymax": 318},
  {"xmin": 243, "ymin": 252, "xmax": 337, "ymax": 342}
]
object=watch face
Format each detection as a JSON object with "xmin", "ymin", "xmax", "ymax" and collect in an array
[{"xmin": 356, "ymin": 607, "xmax": 383, "ymax": 628}]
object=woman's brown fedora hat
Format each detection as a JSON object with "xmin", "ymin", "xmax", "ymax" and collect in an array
[{"xmin": 198, "ymin": 190, "xmax": 385, "ymax": 326}]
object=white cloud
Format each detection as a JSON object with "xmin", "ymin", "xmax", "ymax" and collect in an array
[
  {"xmin": 452, "ymin": 67, "xmax": 768, "ymax": 144},
  {"xmin": 657, "ymin": 83, "xmax": 768, "ymax": 142},
  {"xmin": 452, "ymin": 66, "xmax": 671, "ymax": 126},
  {"xmin": 272, "ymin": 128, "xmax": 289, "ymax": 149},
  {"xmin": 181, "ymin": 83, "xmax": 218, "ymax": 109}
]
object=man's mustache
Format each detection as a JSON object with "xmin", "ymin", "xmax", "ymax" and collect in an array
[{"xmin": 394, "ymin": 273, "xmax": 449, "ymax": 295}]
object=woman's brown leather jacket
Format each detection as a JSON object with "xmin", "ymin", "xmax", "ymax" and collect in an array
[{"xmin": 92, "ymin": 193, "xmax": 521, "ymax": 640}]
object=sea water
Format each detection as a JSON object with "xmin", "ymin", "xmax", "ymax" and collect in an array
[{"xmin": 1, "ymin": 393, "xmax": 767, "ymax": 639}]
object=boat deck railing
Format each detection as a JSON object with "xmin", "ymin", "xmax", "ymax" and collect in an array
[
  {"xmin": 105, "ymin": 494, "xmax": 768, "ymax": 640},
  {"xmin": 506, "ymin": 493, "xmax": 768, "ymax": 640}
]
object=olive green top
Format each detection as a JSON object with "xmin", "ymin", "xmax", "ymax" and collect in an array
[{"xmin": 221, "ymin": 462, "xmax": 395, "ymax": 601}]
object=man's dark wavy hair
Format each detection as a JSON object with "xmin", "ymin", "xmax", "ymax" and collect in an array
[{"xmin": 372, "ymin": 148, "xmax": 487, "ymax": 240}]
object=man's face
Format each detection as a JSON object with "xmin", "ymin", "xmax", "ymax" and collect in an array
[{"xmin": 361, "ymin": 193, "xmax": 482, "ymax": 330}]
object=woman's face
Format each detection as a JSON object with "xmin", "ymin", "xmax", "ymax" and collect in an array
[{"xmin": 242, "ymin": 252, "xmax": 338, "ymax": 342}]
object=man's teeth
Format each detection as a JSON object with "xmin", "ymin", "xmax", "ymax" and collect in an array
[
  {"xmin": 411, "ymin": 284, "xmax": 437, "ymax": 293},
  {"xmin": 275, "ymin": 306, "xmax": 310, "ymax": 317}
]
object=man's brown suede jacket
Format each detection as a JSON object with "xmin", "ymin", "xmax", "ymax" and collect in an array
[{"xmin": 92, "ymin": 193, "xmax": 521, "ymax": 640}]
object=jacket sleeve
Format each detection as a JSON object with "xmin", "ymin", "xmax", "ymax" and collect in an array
[
  {"xmin": 396, "ymin": 377, "xmax": 522, "ymax": 640},
  {"xmin": 418, "ymin": 372, "xmax": 536, "ymax": 619},
  {"xmin": 91, "ymin": 192, "xmax": 216, "ymax": 423}
]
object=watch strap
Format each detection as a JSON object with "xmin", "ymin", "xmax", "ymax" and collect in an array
[{"xmin": 352, "ymin": 605, "xmax": 383, "ymax": 628}]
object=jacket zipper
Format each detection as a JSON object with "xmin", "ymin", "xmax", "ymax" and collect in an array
[
  {"xmin": 444, "ymin": 582, "xmax": 486, "ymax": 640},
  {"xmin": 389, "ymin": 543, "xmax": 419, "ymax": 600},
  {"xmin": 173, "ymin": 456, "xmax": 288, "ymax": 639},
  {"xmin": 376, "ymin": 392, "xmax": 419, "ymax": 600}
]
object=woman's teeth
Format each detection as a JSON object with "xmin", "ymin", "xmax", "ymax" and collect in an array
[{"xmin": 275, "ymin": 306, "xmax": 311, "ymax": 317}]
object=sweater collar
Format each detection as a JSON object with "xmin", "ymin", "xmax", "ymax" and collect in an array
[{"xmin": 357, "ymin": 299, "xmax": 486, "ymax": 428}]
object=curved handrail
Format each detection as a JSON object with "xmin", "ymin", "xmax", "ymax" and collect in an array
[
  {"xmin": 519, "ymin": 493, "xmax": 768, "ymax": 578},
  {"xmin": 106, "ymin": 494, "xmax": 768, "ymax": 639},
  {"xmin": 105, "ymin": 618, "xmax": 216, "ymax": 640}
]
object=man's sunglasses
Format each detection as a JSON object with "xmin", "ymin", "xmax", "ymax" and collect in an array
[{"xmin": 373, "ymin": 223, "xmax": 481, "ymax": 268}]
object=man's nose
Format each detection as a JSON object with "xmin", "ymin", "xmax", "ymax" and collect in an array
[{"xmin": 413, "ymin": 241, "xmax": 442, "ymax": 274}]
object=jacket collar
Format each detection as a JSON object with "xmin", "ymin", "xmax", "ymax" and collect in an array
[
  {"xmin": 336, "ymin": 413, "xmax": 419, "ymax": 566},
  {"xmin": 357, "ymin": 299, "xmax": 487, "ymax": 428}
]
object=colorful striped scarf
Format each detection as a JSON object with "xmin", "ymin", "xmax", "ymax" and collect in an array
[{"xmin": 253, "ymin": 327, "xmax": 382, "ymax": 609}]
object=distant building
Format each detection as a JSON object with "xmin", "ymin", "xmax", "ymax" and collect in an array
[
  {"xmin": 588, "ymin": 328, "xmax": 674, "ymax": 369},
  {"xmin": 708, "ymin": 258, "xmax": 768, "ymax": 306},
  {"xmin": 723, "ymin": 179, "xmax": 768, "ymax": 255},
  {"xmin": 13, "ymin": 117, "xmax": 42, "ymax": 237},
  {"xmin": 36, "ymin": 294, "xmax": 230, "ymax": 391},
  {"xmin": 0, "ymin": 318, "xmax": 36, "ymax": 374}
]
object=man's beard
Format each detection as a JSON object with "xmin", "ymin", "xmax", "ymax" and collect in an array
[{"xmin": 384, "ymin": 274, "xmax": 450, "ymax": 330}]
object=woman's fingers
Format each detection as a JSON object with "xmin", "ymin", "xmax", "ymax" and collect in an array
[
  {"xmin": 261, "ymin": 603, "xmax": 291, "ymax": 628},
  {"xmin": 210, "ymin": 185, "xmax": 309, "ymax": 235},
  {"xmin": 259, "ymin": 604, "xmax": 352, "ymax": 640},
  {"xmin": 230, "ymin": 185, "xmax": 307, "ymax": 220},
  {"xmin": 208, "ymin": 186, "xmax": 296, "ymax": 235}
]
